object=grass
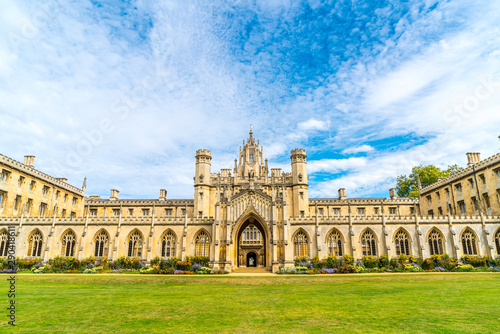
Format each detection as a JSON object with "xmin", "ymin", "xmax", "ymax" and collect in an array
[{"xmin": 1, "ymin": 273, "xmax": 499, "ymax": 333}]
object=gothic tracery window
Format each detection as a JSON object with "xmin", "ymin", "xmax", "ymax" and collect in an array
[
  {"xmin": 394, "ymin": 229, "xmax": 410, "ymax": 256},
  {"xmin": 240, "ymin": 224, "xmax": 261, "ymax": 245},
  {"xmin": 128, "ymin": 230, "xmax": 143, "ymax": 258},
  {"xmin": 94, "ymin": 230, "xmax": 109, "ymax": 258},
  {"xmin": 293, "ymin": 230, "xmax": 309, "ymax": 258},
  {"xmin": 327, "ymin": 229, "xmax": 343, "ymax": 256},
  {"xmin": 428, "ymin": 228, "xmax": 444, "ymax": 255},
  {"xmin": 461, "ymin": 228, "xmax": 478, "ymax": 255},
  {"xmin": 61, "ymin": 230, "xmax": 76, "ymax": 257},
  {"xmin": 28, "ymin": 229, "xmax": 43, "ymax": 257},
  {"xmin": 162, "ymin": 230, "xmax": 176, "ymax": 258},
  {"xmin": 0, "ymin": 230, "xmax": 9, "ymax": 257},
  {"xmin": 361, "ymin": 230, "xmax": 376, "ymax": 256},
  {"xmin": 195, "ymin": 230, "xmax": 210, "ymax": 257}
]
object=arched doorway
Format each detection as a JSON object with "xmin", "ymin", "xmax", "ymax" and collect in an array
[
  {"xmin": 247, "ymin": 252, "xmax": 257, "ymax": 267},
  {"xmin": 236, "ymin": 217, "xmax": 267, "ymax": 268}
]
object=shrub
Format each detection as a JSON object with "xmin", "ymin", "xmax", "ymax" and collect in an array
[
  {"xmin": 176, "ymin": 261, "xmax": 191, "ymax": 271},
  {"xmin": 362, "ymin": 255, "xmax": 378, "ymax": 269},
  {"xmin": 398, "ymin": 254, "xmax": 408, "ymax": 264},
  {"xmin": 389, "ymin": 258, "xmax": 398, "ymax": 269},
  {"xmin": 404, "ymin": 263, "xmax": 422, "ymax": 272},
  {"xmin": 151, "ymin": 256, "xmax": 161, "ymax": 266},
  {"xmin": 186, "ymin": 256, "xmax": 209, "ymax": 267},
  {"xmin": 326, "ymin": 256, "xmax": 344, "ymax": 269},
  {"xmin": 461, "ymin": 255, "xmax": 489, "ymax": 267},
  {"xmin": 83, "ymin": 268, "xmax": 96, "ymax": 274},
  {"xmin": 455, "ymin": 264, "xmax": 474, "ymax": 272},
  {"xmin": 421, "ymin": 258, "xmax": 434, "ymax": 270},
  {"xmin": 343, "ymin": 254, "xmax": 354, "ymax": 265},
  {"xmin": 378, "ymin": 254, "xmax": 389, "ymax": 268},
  {"xmin": 338, "ymin": 265, "xmax": 356, "ymax": 273},
  {"xmin": 139, "ymin": 266, "xmax": 155, "ymax": 274},
  {"xmin": 196, "ymin": 267, "xmax": 212, "ymax": 274},
  {"xmin": 294, "ymin": 256, "xmax": 309, "ymax": 266}
]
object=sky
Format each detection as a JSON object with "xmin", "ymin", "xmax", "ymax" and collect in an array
[{"xmin": 1, "ymin": 0, "xmax": 499, "ymax": 200}]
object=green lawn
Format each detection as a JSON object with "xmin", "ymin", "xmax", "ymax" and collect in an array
[{"xmin": 1, "ymin": 273, "xmax": 499, "ymax": 333}]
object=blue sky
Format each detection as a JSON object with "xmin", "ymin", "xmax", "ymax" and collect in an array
[{"xmin": 1, "ymin": 0, "xmax": 500, "ymax": 199}]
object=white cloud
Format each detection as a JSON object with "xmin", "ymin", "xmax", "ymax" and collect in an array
[
  {"xmin": 297, "ymin": 118, "xmax": 330, "ymax": 131},
  {"xmin": 342, "ymin": 145, "xmax": 375, "ymax": 155}
]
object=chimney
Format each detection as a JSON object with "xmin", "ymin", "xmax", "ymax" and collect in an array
[
  {"xmin": 338, "ymin": 188, "xmax": 346, "ymax": 200},
  {"xmin": 110, "ymin": 189, "xmax": 119, "ymax": 200},
  {"xmin": 24, "ymin": 155, "xmax": 35, "ymax": 168},
  {"xmin": 467, "ymin": 152, "xmax": 481, "ymax": 166},
  {"xmin": 389, "ymin": 188, "xmax": 396, "ymax": 199},
  {"xmin": 159, "ymin": 189, "xmax": 167, "ymax": 201}
]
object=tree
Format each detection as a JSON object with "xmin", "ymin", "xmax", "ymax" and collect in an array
[{"xmin": 396, "ymin": 164, "xmax": 464, "ymax": 198}]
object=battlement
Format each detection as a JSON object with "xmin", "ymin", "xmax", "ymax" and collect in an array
[
  {"xmin": 195, "ymin": 149, "xmax": 212, "ymax": 157},
  {"xmin": 291, "ymin": 148, "xmax": 307, "ymax": 157}
]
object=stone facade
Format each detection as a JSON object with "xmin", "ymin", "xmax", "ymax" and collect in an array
[{"xmin": 1, "ymin": 131, "xmax": 499, "ymax": 272}]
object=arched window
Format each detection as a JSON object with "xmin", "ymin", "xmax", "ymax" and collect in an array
[
  {"xmin": 428, "ymin": 228, "xmax": 444, "ymax": 255},
  {"xmin": 94, "ymin": 230, "xmax": 109, "ymax": 258},
  {"xmin": 194, "ymin": 230, "xmax": 210, "ymax": 257},
  {"xmin": 28, "ymin": 229, "xmax": 43, "ymax": 257},
  {"xmin": 394, "ymin": 229, "xmax": 410, "ymax": 256},
  {"xmin": 61, "ymin": 230, "xmax": 76, "ymax": 257},
  {"xmin": 293, "ymin": 230, "xmax": 309, "ymax": 258},
  {"xmin": 361, "ymin": 230, "xmax": 376, "ymax": 256},
  {"xmin": 240, "ymin": 224, "xmax": 262, "ymax": 245},
  {"xmin": 128, "ymin": 230, "xmax": 143, "ymax": 258},
  {"xmin": 461, "ymin": 228, "xmax": 478, "ymax": 255},
  {"xmin": 0, "ymin": 230, "xmax": 9, "ymax": 257},
  {"xmin": 495, "ymin": 229, "xmax": 500, "ymax": 255},
  {"xmin": 327, "ymin": 229, "xmax": 343, "ymax": 256},
  {"xmin": 162, "ymin": 230, "xmax": 176, "ymax": 258}
]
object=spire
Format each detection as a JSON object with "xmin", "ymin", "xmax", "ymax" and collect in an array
[
  {"xmin": 82, "ymin": 177, "xmax": 87, "ymax": 193},
  {"xmin": 249, "ymin": 124, "xmax": 253, "ymax": 142}
]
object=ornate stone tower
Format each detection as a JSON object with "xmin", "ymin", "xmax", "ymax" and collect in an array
[
  {"xmin": 290, "ymin": 148, "xmax": 309, "ymax": 217},
  {"xmin": 194, "ymin": 149, "xmax": 211, "ymax": 218},
  {"xmin": 236, "ymin": 128, "xmax": 268, "ymax": 179}
]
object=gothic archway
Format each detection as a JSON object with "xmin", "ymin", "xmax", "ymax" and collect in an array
[{"xmin": 234, "ymin": 215, "xmax": 269, "ymax": 268}]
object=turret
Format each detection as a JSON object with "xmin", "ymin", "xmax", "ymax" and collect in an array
[
  {"xmin": 290, "ymin": 149, "xmax": 309, "ymax": 217},
  {"xmin": 194, "ymin": 149, "xmax": 211, "ymax": 218}
]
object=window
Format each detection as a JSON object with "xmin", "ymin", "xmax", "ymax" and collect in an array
[
  {"xmin": 299, "ymin": 192, "xmax": 303, "ymax": 200},
  {"xmin": 455, "ymin": 183, "xmax": 463, "ymax": 194},
  {"xmin": 389, "ymin": 208, "xmax": 397, "ymax": 215},
  {"xmin": 249, "ymin": 154, "xmax": 253, "ymax": 162},
  {"xmin": 42, "ymin": 186, "xmax": 50, "ymax": 197},
  {"xmin": 0, "ymin": 191, "xmax": 6, "ymax": 209},
  {"xmin": 410, "ymin": 207, "xmax": 415, "ymax": 215},
  {"xmin": 495, "ymin": 168, "xmax": 500, "ymax": 180},
  {"xmin": 361, "ymin": 230, "xmax": 376, "ymax": 256},
  {"xmin": 471, "ymin": 197, "xmax": 479, "ymax": 212},
  {"xmin": 72, "ymin": 197, "xmax": 77, "ymax": 206},
  {"xmin": 483, "ymin": 193, "xmax": 491, "ymax": 209},
  {"xmin": 0, "ymin": 170, "xmax": 10, "ymax": 182},
  {"xmin": 447, "ymin": 204, "xmax": 453, "ymax": 215},
  {"xmin": 438, "ymin": 207, "xmax": 443, "ymax": 216},
  {"xmin": 61, "ymin": 209, "xmax": 66, "ymax": 217},
  {"xmin": 27, "ymin": 230, "xmax": 43, "ymax": 257},
  {"xmin": 63, "ymin": 194, "xmax": 68, "ymax": 202},
  {"xmin": 394, "ymin": 229, "xmax": 410, "ymax": 256},
  {"xmin": 428, "ymin": 228, "xmax": 444, "ymax": 255},
  {"xmin": 318, "ymin": 208, "xmax": 323, "ymax": 216},
  {"xmin": 468, "ymin": 178, "xmax": 474, "ymax": 190},
  {"xmin": 428, "ymin": 210, "xmax": 434, "ymax": 217},
  {"xmin": 14, "ymin": 195, "xmax": 21, "ymax": 211},
  {"xmin": 142, "ymin": 209, "xmax": 149, "ymax": 216},
  {"xmin": 194, "ymin": 230, "xmax": 210, "ymax": 257},
  {"xmin": 445, "ymin": 188, "xmax": 450, "ymax": 198},
  {"xmin": 113, "ymin": 209, "xmax": 120, "ymax": 216},
  {"xmin": 162, "ymin": 231, "xmax": 176, "ymax": 258},
  {"xmin": 70, "ymin": 211, "xmax": 76, "ymax": 218},
  {"xmin": 39, "ymin": 203, "xmax": 47, "ymax": 217},
  {"xmin": 436, "ymin": 192, "xmax": 441, "ymax": 201},
  {"xmin": 293, "ymin": 230, "xmax": 309, "ymax": 258},
  {"xmin": 94, "ymin": 230, "xmax": 109, "ymax": 257},
  {"xmin": 357, "ymin": 208, "xmax": 365, "ymax": 216},
  {"xmin": 458, "ymin": 201, "xmax": 466, "ymax": 215},
  {"xmin": 18, "ymin": 176, "xmax": 24, "ymax": 187},
  {"xmin": 61, "ymin": 230, "xmax": 76, "ymax": 257},
  {"xmin": 495, "ymin": 229, "xmax": 500, "ymax": 255},
  {"xmin": 479, "ymin": 174, "xmax": 486, "ymax": 185},
  {"xmin": 333, "ymin": 208, "xmax": 340, "ymax": 216},
  {"xmin": 426, "ymin": 195, "xmax": 432, "ymax": 205},
  {"xmin": 55, "ymin": 190, "xmax": 60, "ymax": 199},
  {"xmin": 198, "ymin": 211, "xmax": 203, "ymax": 218},
  {"xmin": 165, "ymin": 209, "xmax": 172, "ymax": 216},
  {"xmin": 327, "ymin": 229, "xmax": 342, "ymax": 257},
  {"xmin": 0, "ymin": 230, "xmax": 9, "ymax": 257},
  {"xmin": 90, "ymin": 209, "xmax": 97, "ymax": 216},
  {"xmin": 30, "ymin": 181, "xmax": 36, "ymax": 191},
  {"xmin": 128, "ymin": 230, "xmax": 143, "ymax": 258},
  {"xmin": 129, "ymin": 209, "xmax": 133, "ymax": 216},
  {"xmin": 374, "ymin": 207, "xmax": 379, "ymax": 215},
  {"xmin": 461, "ymin": 228, "xmax": 478, "ymax": 255},
  {"xmin": 300, "ymin": 210, "xmax": 304, "ymax": 218}
]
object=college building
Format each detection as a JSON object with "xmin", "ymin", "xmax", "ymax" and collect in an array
[{"xmin": 1, "ymin": 130, "xmax": 499, "ymax": 272}]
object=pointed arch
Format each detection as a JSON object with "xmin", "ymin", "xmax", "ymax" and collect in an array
[
  {"xmin": 427, "ymin": 227, "xmax": 444, "ymax": 256},
  {"xmin": 394, "ymin": 228, "xmax": 411, "ymax": 256},
  {"xmin": 293, "ymin": 228, "xmax": 310, "ymax": 258},
  {"xmin": 127, "ymin": 229, "xmax": 144, "ymax": 258},
  {"xmin": 0, "ymin": 229, "xmax": 9, "ymax": 257},
  {"xmin": 94, "ymin": 229, "xmax": 110, "ymax": 258},
  {"xmin": 360, "ymin": 228, "xmax": 377, "ymax": 256},
  {"xmin": 193, "ymin": 229, "xmax": 210, "ymax": 257},
  {"xmin": 161, "ymin": 229, "xmax": 177, "ymax": 258},
  {"xmin": 460, "ymin": 227, "xmax": 478, "ymax": 255},
  {"xmin": 61, "ymin": 229, "xmax": 76, "ymax": 257},
  {"xmin": 325, "ymin": 228, "xmax": 343, "ymax": 257},
  {"xmin": 495, "ymin": 227, "xmax": 500, "ymax": 256},
  {"xmin": 27, "ymin": 229, "xmax": 43, "ymax": 257}
]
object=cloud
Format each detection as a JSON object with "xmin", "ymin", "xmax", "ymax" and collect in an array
[
  {"xmin": 342, "ymin": 145, "xmax": 375, "ymax": 155},
  {"xmin": 297, "ymin": 118, "xmax": 330, "ymax": 132}
]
